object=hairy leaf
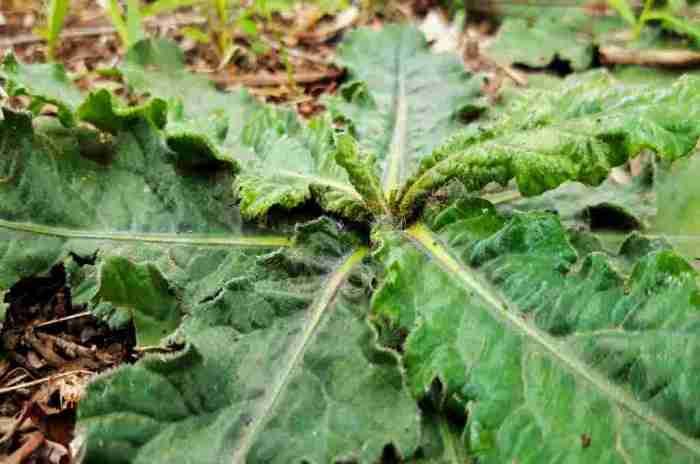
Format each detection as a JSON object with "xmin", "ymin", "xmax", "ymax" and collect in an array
[
  {"xmin": 77, "ymin": 220, "xmax": 421, "ymax": 464},
  {"xmin": 327, "ymin": 25, "xmax": 484, "ymax": 197},
  {"xmin": 121, "ymin": 39, "xmax": 376, "ymax": 220},
  {"xmin": 655, "ymin": 153, "xmax": 700, "ymax": 260},
  {"xmin": 232, "ymin": 112, "xmax": 370, "ymax": 221},
  {"xmin": 0, "ymin": 54, "xmax": 167, "ymax": 132},
  {"xmin": 74, "ymin": 256, "xmax": 182, "ymax": 346},
  {"xmin": 120, "ymin": 38, "xmax": 258, "ymax": 165},
  {"xmin": 0, "ymin": 108, "xmax": 267, "ymax": 342},
  {"xmin": 505, "ymin": 170, "xmax": 656, "ymax": 232},
  {"xmin": 0, "ymin": 107, "xmax": 421, "ymax": 462},
  {"xmin": 397, "ymin": 71, "xmax": 700, "ymax": 219},
  {"xmin": 372, "ymin": 196, "xmax": 700, "ymax": 461},
  {"xmin": 487, "ymin": 17, "xmax": 593, "ymax": 71},
  {"xmin": 0, "ymin": 54, "xmax": 82, "ymax": 126},
  {"xmin": 485, "ymin": 2, "xmax": 624, "ymax": 72}
]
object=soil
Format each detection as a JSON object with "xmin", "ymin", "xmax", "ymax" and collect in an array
[{"xmin": 0, "ymin": 265, "xmax": 136, "ymax": 463}]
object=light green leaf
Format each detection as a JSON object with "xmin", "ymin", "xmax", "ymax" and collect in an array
[
  {"xmin": 654, "ymin": 152, "xmax": 700, "ymax": 259},
  {"xmin": 505, "ymin": 169, "xmax": 656, "ymax": 232},
  {"xmin": 99, "ymin": 0, "xmax": 130, "ymax": 46},
  {"xmin": 397, "ymin": 71, "xmax": 700, "ymax": 219},
  {"xmin": 233, "ymin": 113, "xmax": 369, "ymax": 221},
  {"xmin": 0, "ymin": 108, "xmax": 278, "ymax": 303},
  {"xmin": 77, "ymin": 222, "xmax": 421, "ymax": 464},
  {"xmin": 334, "ymin": 133, "xmax": 389, "ymax": 217},
  {"xmin": 486, "ymin": 17, "xmax": 593, "ymax": 71},
  {"xmin": 141, "ymin": 0, "xmax": 206, "ymax": 16},
  {"xmin": 126, "ymin": 0, "xmax": 145, "ymax": 46},
  {"xmin": 608, "ymin": 0, "xmax": 637, "ymax": 25},
  {"xmin": 44, "ymin": 0, "xmax": 70, "ymax": 60},
  {"xmin": 372, "ymin": 196, "xmax": 700, "ymax": 461},
  {"xmin": 72, "ymin": 256, "xmax": 182, "ymax": 346},
  {"xmin": 327, "ymin": 24, "xmax": 484, "ymax": 197},
  {"xmin": 0, "ymin": 54, "xmax": 168, "ymax": 132},
  {"xmin": 0, "ymin": 54, "xmax": 82, "ymax": 126},
  {"xmin": 121, "ymin": 38, "xmax": 255, "ymax": 163},
  {"xmin": 0, "ymin": 106, "xmax": 421, "ymax": 462},
  {"xmin": 77, "ymin": 89, "xmax": 168, "ymax": 133},
  {"xmin": 0, "ymin": 290, "xmax": 7, "ymax": 330},
  {"xmin": 119, "ymin": 39, "xmax": 380, "ymax": 220}
]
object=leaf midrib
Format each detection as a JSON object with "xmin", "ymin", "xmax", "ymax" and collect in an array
[
  {"xmin": 382, "ymin": 30, "xmax": 409, "ymax": 198},
  {"xmin": 0, "ymin": 219, "xmax": 292, "ymax": 247},
  {"xmin": 405, "ymin": 222, "xmax": 700, "ymax": 457},
  {"xmin": 230, "ymin": 246, "xmax": 368, "ymax": 463}
]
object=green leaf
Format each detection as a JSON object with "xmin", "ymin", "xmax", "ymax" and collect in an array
[
  {"xmin": 486, "ymin": 17, "xmax": 593, "ymax": 71},
  {"xmin": 179, "ymin": 26, "xmax": 211, "ymax": 44},
  {"xmin": 0, "ymin": 107, "xmax": 421, "ymax": 462},
  {"xmin": 0, "ymin": 54, "xmax": 82, "ymax": 126},
  {"xmin": 126, "ymin": 0, "xmax": 145, "ymax": 46},
  {"xmin": 100, "ymin": 0, "xmax": 131, "ymax": 46},
  {"xmin": 0, "ymin": 108, "xmax": 274, "ymax": 299},
  {"xmin": 77, "ymin": 222, "xmax": 421, "ymax": 463},
  {"xmin": 397, "ymin": 71, "xmax": 700, "ymax": 219},
  {"xmin": 505, "ymin": 169, "xmax": 656, "ymax": 232},
  {"xmin": 372, "ymin": 196, "xmax": 700, "ymax": 461},
  {"xmin": 484, "ymin": 1, "xmax": 627, "ymax": 72},
  {"xmin": 0, "ymin": 54, "xmax": 168, "ymax": 132},
  {"xmin": 327, "ymin": 24, "xmax": 484, "ymax": 198},
  {"xmin": 608, "ymin": 0, "xmax": 638, "ymax": 25},
  {"xmin": 654, "ymin": 153, "xmax": 700, "ymax": 259},
  {"xmin": 77, "ymin": 256, "xmax": 182, "ymax": 346},
  {"xmin": 233, "ymin": 113, "xmax": 369, "ymax": 221},
  {"xmin": 78, "ymin": 89, "xmax": 168, "ymax": 134},
  {"xmin": 44, "ymin": 0, "xmax": 70, "ymax": 60},
  {"xmin": 141, "ymin": 0, "xmax": 206, "ymax": 16},
  {"xmin": 120, "ymin": 39, "xmax": 377, "ymax": 220},
  {"xmin": 120, "ymin": 38, "xmax": 261, "ymax": 167}
]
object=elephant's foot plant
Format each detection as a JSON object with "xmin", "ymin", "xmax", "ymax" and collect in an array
[{"xmin": 2, "ymin": 23, "xmax": 700, "ymax": 463}]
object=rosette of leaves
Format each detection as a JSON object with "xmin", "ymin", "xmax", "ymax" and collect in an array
[{"xmin": 3, "ymin": 23, "xmax": 700, "ymax": 463}]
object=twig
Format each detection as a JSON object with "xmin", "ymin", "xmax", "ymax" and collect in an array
[
  {"xmin": 35, "ymin": 332, "xmax": 96, "ymax": 360},
  {"xmin": 600, "ymin": 45, "xmax": 700, "ymax": 67},
  {"xmin": 133, "ymin": 345, "xmax": 177, "ymax": 353},
  {"xmin": 492, "ymin": 59, "xmax": 528, "ymax": 86},
  {"xmin": 0, "ymin": 371, "xmax": 31, "ymax": 389},
  {"xmin": 0, "ymin": 17, "xmax": 206, "ymax": 49},
  {"xmin": 261, "ymin": 37, "xmax": 331, "ymax": 65},
  {"xmin": 0, "ymin": 403, "xmax": 32, "ymax": 446},
  {"xmin": 25, "ymin": 331, "xmax": 66, "ymax": 368},
  {"xmin": 0, "ymin": 370, "xmax": 92, "ymax": 395},
  {"xmin": 5, "ymin": 431, "xmax": 44, "ymax": 464},
  {"xmin": 33, "ymin": 311, "xmax": 92, "ymax": 329},
  {"xmin": 483, "ymin": 190, "xmax": 522, "ymax": 205},
  {"xmin": 212, "ymin": 68, "xmax": 343, "ymax": 88}
]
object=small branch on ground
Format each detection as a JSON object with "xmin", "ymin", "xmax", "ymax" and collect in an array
[{"xmin": 600, "ymin": 46, "xmax": 700, "ymax": 67}]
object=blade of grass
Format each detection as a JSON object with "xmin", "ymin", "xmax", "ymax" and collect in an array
[
  {"xmin": 100, "ymin": 0, "xmax": 130, "ymax": 45},
  {"xmin": 45, "ymin": 0, "xmax": 70, "ymax": 61}
]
